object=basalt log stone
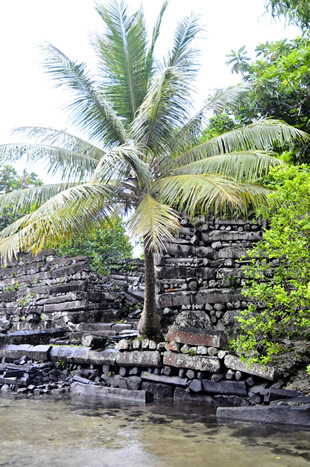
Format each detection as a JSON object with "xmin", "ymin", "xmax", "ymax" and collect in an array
[
  {"xmin": 116, "ymin": 350, "xmax": 162, "ymax": 368},
  {"xmin": 163, "ymin": 352, "xmax": 221, "ymax": 373},
  {"xmin": 166, "ymin": 327, "xmax": 226, "ymax": 349},
  {"xmin": 224, "ymin": 354, "xmax": 276, "ymax": 381}
]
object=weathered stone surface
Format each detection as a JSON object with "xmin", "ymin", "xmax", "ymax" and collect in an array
[
  {"xmin": 141, "ymin": 382, "xmax": 173, "ymax": 399},
  {"xmin": 71, "ymin": 381, "xmax": 153, "ymax": 403},
  {"xmin": 194, "ymin": 290, "xmax": 244, "ymax": 305},
  {"xmin": 173, "ymin": 311, "xmax": 211, "ymax": 329},
  {"xmin": 224, "ymin": 354, "xmax": 276, "ymax": 381},
  {"xmin": 189, "ymin": 379, "xmax": 202, "ymax": 392},
  {"xmin": 269, "ymin": 388, "xmax": 304, "ymax": 400},
  {"xmin": 218, "ymin": 248, "xmax": 247, "ymax": 259},
  {"xmin": 217, "ymin": 405, "xmax": 310, "ymax": 427},
  {"xmin": 163, "ymin": 352, "xmax": 221, "ymax": 373},
  {"xmin": 141, "ymin": 371, "xmax": 187, "ymax": 387},
  {"xmin": 116, "ymin": 351, "xmax": 162, "ymax": 368},
  {"xmin": 7, "ymin": 329, "xmax": 67, "ymax": 345},
  {"xmin": 202, "ymin": 231, "xmax": 261, "ymax": 242},
  {"xmin": 127, "ymin": 376, "xmax": 142, "ymax": 390},
  {"xmin": 0, "ymin": 344, "xmax": 31, "ymax": 361},
  {"xmin": 174, "ymin": 387, "xmax": 215, "ymax": 404},
  {"xmin": 87, "ymin": 349, "xmax": 118, "ymax": 366},
  {"xmin": 202, "ymin": 380, "xmax": 247, "ymax": 396},
  {"xmin": 214, "ymin": 395, "xmax": 249, "ymax": 407},
  {"xmin": 26, "ymin": 345, "xmax": 52, "ymax": 361},
  {"xmin": 167, "ymin": 327, "xmax": 226, "ymax": 349}
]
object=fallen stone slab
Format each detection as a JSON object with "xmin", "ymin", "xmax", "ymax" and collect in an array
[
  {"xmin": 166, "ymin": 327, "xmax": 227, "ymax": 349},
  {"xmin": 269, "ymin": 387, "xmax": 304, "ymax": 401},
  {"xmin": 26, "ymin": 345, "xmax": 52, "ymax": 361},
  {"xmin": 174, "ymin": 387, "xmax": 215, "ymax": 405},
  {"xmin": 163, "ymin": 352, "xmax": 221, "ymax": 373},
  {"xmin": 214, "ymin": 395, "xmax": 249, "ymax": 407},
  {"xmin": 216, "ymin": 405, "xmax": 310, "ymax": 427},
  {"xmin": 224, "ymin": 354, "xmax": 276, "ymax": 381},
  {"xmin": 116, "ymin": 350, "xmax": 162, "ymax": 368},
  {"xmin": 71, "ymin": 381, "xmax": 153, "ymax": 403},
  {"xmin": 202, "ymin": 380, "xmax": 247, "ymax": 396},
  {"xmin": 141, "ymin": 371, "xmax": 187, "ymax": 387},
  {"xmin": 49, "ymin": 346, "xmax": 89, "ymax": 364},
  {"xmin": 7, "ymin": 329, "xmax": 68, "ymax": 345},
  {"xmin": 0, "ymin": 344, "xmax": 32, "ymax": 361}
]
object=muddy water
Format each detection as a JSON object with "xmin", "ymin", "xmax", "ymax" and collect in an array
[{"xmin": 0, "ymin": 395, "xmax": 309, "ymax": 467}]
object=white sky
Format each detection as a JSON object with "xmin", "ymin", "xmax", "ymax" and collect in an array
[{"xmin": 0, "ymin": 0, "xmax": 300, "ymax": 181}]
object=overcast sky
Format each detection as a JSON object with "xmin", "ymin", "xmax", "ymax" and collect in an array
[{"xmin": 0, "ymin": 0, "xmax": 300, "ymax": 180}]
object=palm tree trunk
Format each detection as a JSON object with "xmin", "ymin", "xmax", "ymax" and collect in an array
[{"xmin": 137, "ymin": 244, "xmax": 162, "ymax": 340}]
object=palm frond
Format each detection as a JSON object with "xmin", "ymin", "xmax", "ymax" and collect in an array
[
  {"xmin": 127, "ymin": 193, "xmax": 180, "ymax": 252},
  {"xmin": 92, "ymin": 145, "xmax": 150, "ymax": 188},
  {"xmin": 0, "ymin": 183, "xmax": 121, "ymax": 263},
  {"xmin": 0, "ymin": 143, "xmax": 98, "ymax": 181},
  {"xmin": 172, "ymin": 120, "xmax": 309, "ymax": 168},
  {"xmin": 42, "ymin": 43, "xmax": 127, "ymax": 145},
  {"xmin": 94, "ymin": 0, "xmax": 149, "ymax": 123},
  {"xmin": 172, "ymin": 151, "xmax": 283, "ymax": 181},
  {"xmin": 154, "ymin": 174, "xmax": 269, "ymax": 217},
  {"xmin": 0, "ymin": 182, "xmax": 78, "ymax": 216},
  {"xmin": 13, "ymin": 127, "xmax": 105, "ymax": 160}
]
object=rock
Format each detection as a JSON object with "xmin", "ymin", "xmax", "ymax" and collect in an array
[
  {"xmin": 116, "ymin": 351, "xmax": 162, "ymax": 368},
  {"xmin": 132, "ymin": 339, "xmax": 141, "ymax": 350},
  {"xmin": 141, "ymin": 371, "xmax": 187, "ymax": 387},
  {"xmin": 216, "ymin": 405, "xmax": 310, "ymax": 427},
  {"xmin": 235, "ymin": 371, "xmax": 242, "ymax": 381},
  {"xmin": 71, "ymin": 381, "xmax": 153, "ymax": 403},
  {"xmin": 269, "ymin": 388, "xmax": 304, "ymax": 401},
  {"xmin": 141, "ymin": 382, "xmax": 173, "ymax": 399},
  {"xmin": 162, "ymin": 366, "xmax": 172, "ymax": 376},
  {"xmin": 202, "ymin": 380, "xmax": 247, "ymax": 396},
  {"xmin": 189, "ymin": 379, "xmax": 202, "ymax": 392},
  {"xmin": 172, "ymin": 311, "xmax": 211, "ymax": 330},
  {"xmin": 173, "ymin": 387, "xmax": 215, "ymax": 405},
  {"xmin": 167, "ymin": 341, "xmax": 180, "ymax": 352},
  {"xmin": 127, "ymin": 376, "xmax": 141, "ymax": 391},
  {"xmin": 116, "ymin": 339, "xmax": 129, "ymax": 351},
  {"xmin": 214, "ymin": 395, "xmax": 249, "ymax": 407},
  {"xmin": 163, "ymin": 352, "xmax": 221, "ymax": 373},
  {"xmin": 226, "ymin": 369, "xmax": 234, "ymax": 380},
  {"xmin": 224, "ymin": 354, "xmax": 276, "ymax": 381},
  {"xmin": 166, "ymin": 327, "xmax": 226, "ymax": 348},
  {"xmin": 208, "ymin": 347, "xmax": 218, "ymax": 357}
]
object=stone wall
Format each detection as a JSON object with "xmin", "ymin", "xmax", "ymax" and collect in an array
[
  {"xmin": 156, "ymin": 217, "xmax": 263, "ymax": 331},
  {"xmin": 0, "ymin": 253, "xmax": 133, "ymax": 333}
]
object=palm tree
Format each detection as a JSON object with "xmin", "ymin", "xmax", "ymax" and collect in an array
[{"xmin": 0, "ymin": 0, "xmax": 307, "ymax": 339}]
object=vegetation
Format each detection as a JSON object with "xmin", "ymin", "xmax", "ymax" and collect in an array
[
  {"xmin": 56, "ymin": 217, "xmax": 132, "ymax": 275},
  {"xmin": 264, "ymin": 0, "xmax": 310, "ymax": 30},
  {"xmin": 0, "ymin": 165, "xmax": 42, "ymax": 230},
  {"xmin": 0, "ymin": 1, "xmax": 307, "ymax": 338},
  {"xmin": 226, "ymin": 34, "xmax": 310, "ymax": 161},
  {"xmin": 232, "ymin": 165, "xmax": 310, "ymax": 365}
]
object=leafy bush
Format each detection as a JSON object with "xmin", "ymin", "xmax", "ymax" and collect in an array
[{"xmin": 232, "ymin": 165, "xmax": 310, "ymax": 364}]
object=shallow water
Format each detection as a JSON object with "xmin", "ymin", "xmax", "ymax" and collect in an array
[{"xmin": 0, "ymin": 394, "xmax": 309, "ymax": 467}]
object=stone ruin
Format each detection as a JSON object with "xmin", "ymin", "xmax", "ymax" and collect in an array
[{"xmin": 0, "ymin": 217, "xmax": 309, "ymax": 426}]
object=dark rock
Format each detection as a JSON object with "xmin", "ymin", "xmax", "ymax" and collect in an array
[
  {"xmin": 214, "ymin": 395, "xmax": 249, "ymax": 407},
  {"xmin": 202, "ymin": 380, "xmax": 247, "ymax": 396},
  {"xmin": 217, "ymin": 405, "xmax": 310, "ymax": 427},
  {"xmin": 71, "ymin": 381, "xmax": 153, "ymax": 403},
  {"xmin": 127, "ymin": 376, "xmax": 141, "ymax": 391},
  {"xmin": 141, "ymin": 371, "xmax": 187, "ymax": 387},
  {"xmin": 186, "ymin": 369, "xmax": 195, "ymax": 379},
  {"xmin": 173, "ymin": 387, "xmax": 215, "ymax": 404},
  {"xmin": 141, "ymin": 382, "xmax": 173, "ymax": 399},
  {"xmin": 189, "ymin": 379, "xmax": 202, "ymax": 392}
]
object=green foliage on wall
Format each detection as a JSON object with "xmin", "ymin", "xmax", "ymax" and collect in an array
[{"xmin": 232, "ymin": 165, "xmax": 310, "ymax": 365}]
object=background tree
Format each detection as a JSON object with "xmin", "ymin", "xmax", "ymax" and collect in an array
[
  {"xmin": 226, "ymin": 34, "xmax": 310, "ymax": 161},
  {"xmin": 264, "ymin": 0, "xmax": 310, "ymax": 30},
  {"xmin": 232, "ymin": 165, "xmax": 310, "ymax": 365},
  {"xmin": 57, "ymin": 217, "xmax": 133, "ymax": 275},
  {"xmin": 0, "ymin": 0, "xmax": 307, "ymax": 339},
  {"xmin": 0, "ymin": 165, "xmax": 42, "ymax": 231}
]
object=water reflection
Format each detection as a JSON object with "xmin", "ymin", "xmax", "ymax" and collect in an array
[{"xmin": 0, "ymin": 395, "xmax": 309, "ymax": 467}]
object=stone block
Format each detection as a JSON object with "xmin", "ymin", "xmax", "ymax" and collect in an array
[
  {"xmin": 216, "ymin": 405, "xmax": 310, "ymax": 427},
  {"xmin": 0, "ymin": 344, "xmax": 31, "ymax": 361},
  {"xmin": 163, "ymin": 352, "xmax": 221, "ymax": 373},
  {"xmin": 43, "ymin": 300, "xmax": 87, "ymax": 313},
  {"xmin": 127, "ymin": 376, "xmax": 142, "ymax": 390},
  {"xmin": 214, "ymin": 395, "xmax": 249, "ymax": 407},
  {"xmin": 27, "ymin": 345, "xmax": 52, "ymax": 361},
  {"xmin": 224, "ymin": 354, "xmax": 276, "ymax": 381},
  {"xmin": 166, "ymin": 327, "xmax": 226, "ymax": 348},
  {"xmin": 218, "ymin": 248, "xmax": 247, "ymax": 259},
  {"xmin": 202, "ymin": 379, "xmax": 247, "ymax": 396},
  {"xmin": 189, "ymin": 379, "xmax": 202, "ymax": 392},
  {"xmin": 194, "ymin": 289, "xmax": 244, "ymax": 305},
  {"xmin": 141, "ymin": 382, "xmax": 173, "ymax": 399},
  {"xmin": 173, "ymin": 387, "xmax": 215, "ymax": 404},
  {"xmin": 71, "ymin": 381, "xmax": 153, "ymax": 403},
  {"xmin": 141, "ymin": 371, "xmax": 187, "ymax": 387},
  {"xmin": 116, "ymin": 350, "xmax": 162, "ymax": 368}
]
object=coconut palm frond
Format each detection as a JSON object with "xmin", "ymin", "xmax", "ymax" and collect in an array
[
  {"xmin": 172, "ymin": 120, "xmax": 309, "ymax": 168},
  {"xmin": 0, "ymin": 182, "xmax": 77, "ymax": 216},
  {"xmin": 0, "ymin": 143, "xmax": 98, "ymax": 181},
  {"xmin": 127, "ymin": 193, "xmax": 180, "ymax": 252},
  {"xmin": 42, "ymin": 43, "xmax": 127, "ymax": 145},
  {"xmin": 0, "ymin": 182, "xmax": 121, "ymax": 263},
  {"xmin": 172, "ymin": 150, "xmax": 283, "ymax": 181},
  {"xmin": 206, "ymin": 83, "xmax": 252, "ymax": 114},
  {"xmin": 94, "ymin": 0, "xmax": 150, "ymax": 123},
  {"xmin": 155, "ymin": 174, "xmax": 259, "ymax": 217},
  {"xmin": 13, "ymin": 127, "xmax": 105, "ymax": 160}
]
